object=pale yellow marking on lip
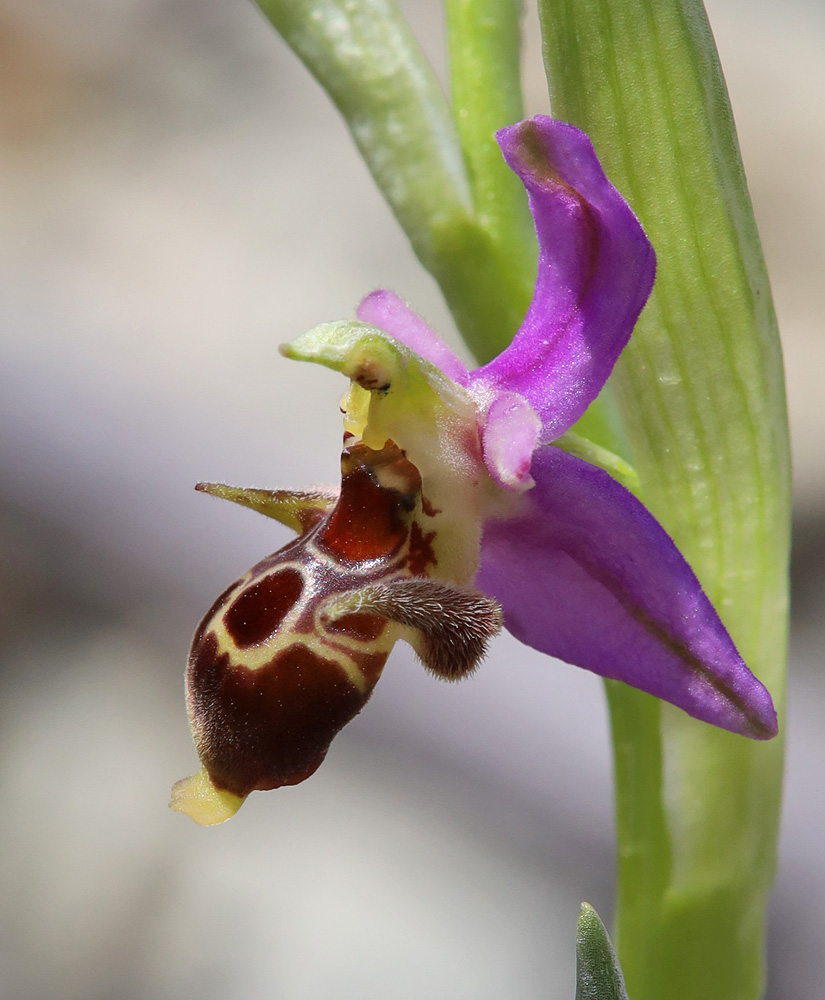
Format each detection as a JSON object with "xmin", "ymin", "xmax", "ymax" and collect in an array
[
  {"xmin": 293, "ymin": 633, "xmax": 371, "ymax": 693},
  {"xmin": 210, "ymin": 561, "xmax": 308, "ymax": 670},
  {"xmin": 169, "ymin": 767, "xmax": 245, "ymax": 826},
  {"xmin": 212, "ymin": 621, "xmax": 296, "ymax": 670},
  {"xmin": 209, "ymin": 620, "xmax": 370, "ymax": 695},
  {"xmin": 201, "ymin": 555, "xmax": 413, "ymax": 693}
]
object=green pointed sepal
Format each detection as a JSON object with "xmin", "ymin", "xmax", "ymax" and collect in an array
[
  {"xmin": 575, "ymin": 903, "xmax": 630, "ymax": 1000},
  {"xmin": 195, "ymin": 482, "xmax": 336, "ymax": 534},
  {"xmin": 553, "ymin": 433, "xmax": 641, "ymax": 499}
]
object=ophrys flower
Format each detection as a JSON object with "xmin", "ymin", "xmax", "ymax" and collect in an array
[{"xmin": 171, "ymin": 117, "xmax": 776, "ymax": 826}]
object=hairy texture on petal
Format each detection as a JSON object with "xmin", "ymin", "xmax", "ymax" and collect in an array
[
  {"xmin": 325, "ymin": 578, "xmax": 502, "ymax": 680},
  {"xmin": 471, "ymin": 117, "xmax": 656, "ymax": 440},
  {"xmin": 357, "ymin": 290, "xmax": 470, "ymax": 386},
  {"xmin": 477, "ymin": 446, "xmax": 777, "ymax": 738}
]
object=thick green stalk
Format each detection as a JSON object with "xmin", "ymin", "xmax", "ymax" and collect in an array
[
  {"xmin": 255, "ymin": 0, "xmax": 469, "ymax": 246},
  {"xmin": 539, "ymin": 2, "xmax": 791, "ymax": 999},
  {"xmin": 256, "ymin": 0, "xmax": 527, "ymax": 360},
  {"xmin": 445, "ymin": 0, "xmax": 536, "ymax": 352},
  {"xmin": 446, "ymin": 0, "xmax": 527, "ymax": 226}
]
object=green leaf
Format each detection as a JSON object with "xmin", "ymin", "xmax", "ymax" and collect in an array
[
  {"xmin": 539, "ymin": 3, "xmax": 791, "ymax": 999},
  {"xmin": 575, "ymin": 903, "xmax": 630, "ymax": 1000},
  {"xmin": 255, "ymin": 0, "xmax": 472, "ymax": 264},
  {"xmin": 445, "ymin": 0, "xmax": 536, "ymax": 352}
]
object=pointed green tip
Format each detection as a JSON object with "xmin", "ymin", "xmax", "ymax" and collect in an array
[
  {"xmin": 575, "ymin": 903, "xmax": 630, "ymax": 1000},
  {"xmin": 279, "ymin": 321, "xmax": 394, "ymax": 377}
]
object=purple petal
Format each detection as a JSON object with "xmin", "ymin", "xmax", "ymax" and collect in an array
[
  {"xmin": 471, "ymin": 117, "xmax": 656, "ymax": 440},
  {"xmin": 357, "ymin": 290, "xmax": 470, "ymax": 386},
  {"xmin": 481, "ymin": 391, "xmax": 541, "ymax": 491},
  {"xmin": 477, "ymin": 446, "xmax": 777, "ymax": 739}
]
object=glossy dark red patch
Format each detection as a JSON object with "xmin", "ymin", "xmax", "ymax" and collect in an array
[
  {"xmin": 223, "ymin": 568, "xmax": 303, "ymax": 648},
  {"xmin": 192, "ymin": 579, "xmax": 243, "ymax": 647},
  {"xmin": 325, "ymin": 611, "xmax": 387, "ymax": 643},
  {"xmin": 187, "ymin": 634, "xmax": 386, "ymax": 796},
  {"xmin": 318, "ymin": 467, "xmax": 408, "ymax": 562}
]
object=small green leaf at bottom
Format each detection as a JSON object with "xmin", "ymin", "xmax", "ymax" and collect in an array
[{"xmin": 575, "ymin": 903, "xmax": 630, "ymax": 1000}]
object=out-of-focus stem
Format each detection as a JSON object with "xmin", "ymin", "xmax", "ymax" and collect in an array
[{"xmin": 539, "ymin": 2, "xmax": 791, "ymax": 998}]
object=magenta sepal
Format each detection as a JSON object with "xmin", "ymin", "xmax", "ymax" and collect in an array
[{"xmin": 476, "ymin": 445, "xmax": 778, "ymax": 739}]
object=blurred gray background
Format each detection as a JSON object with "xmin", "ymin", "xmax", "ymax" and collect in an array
[{"xmin": 0, "ymin": 1, "xmax": 822, "ymax": 997}]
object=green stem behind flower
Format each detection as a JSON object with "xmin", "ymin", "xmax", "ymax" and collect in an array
[
  {"xmin": 445, "ymin": 0, "xmax": 537, "ymax": 335},
  {"xmin": 258, "ymin": 0, "xmax": 624, "ymax": 439},
  {"xmin": 257, "ymin": 0, "xmax": 534, "ymax": 362},
  {"xmin": 539, "ymin": 2, "xmax": 791, "ymax": 998}
]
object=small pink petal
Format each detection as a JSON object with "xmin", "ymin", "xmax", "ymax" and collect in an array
[
  {"xmin": 357, "ymin": 290, "xmax": 470, "ymax": 386},
  {"xmin": 481, "ymin": 391, "xmax": 541, "ymax": 491}
]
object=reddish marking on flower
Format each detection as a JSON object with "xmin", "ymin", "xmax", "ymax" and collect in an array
[
  {"xmin": 192, "ymin": 579, "xmax": 241, "ymax": 647},
  {"xmin": 325, "ymin": 612, "xmax": 387, "ymax": 643},
  {"xmin": 353, "ymin": 651, "xmax": 390, "ymax": 686},
  {"xmin": 318, "ymin": 466, "xmax": 408, "ymax": 562},
  {"xmin": 352, "ymin": 359, "xmax": 391, "ymax": 392},
  {"xmin": 421, "ymin": 496, "xmax": 441, "ymax": 517},
  {"xmin": 223, "ymin": 569, "xmax": 304, "ymax": 648},
  {"xmin": 407, "ymin": 521, "xmax": 437, "ymax": 575},
  {"xmin": 188, "ymin": 634, "xmax": 384, "ymax": 797}
]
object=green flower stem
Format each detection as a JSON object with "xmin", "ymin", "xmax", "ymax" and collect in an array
[
  {"xmin": 539, "ymin": 2, "xmax": 791, "ymax": 999},
  {"xmin": 445, "ymin": 0, "xmax": 536, "ymax": 351},
  {"xmin": 255, "ymin": 0, "xmax": 470, "ymax": 249},
  {"xmin": 257, "ymin": 0, "xmax": 525, "ymax": 361},
  {"xmin": 446, "ymin": 0, "xmax": 527, "ymax": 229}
]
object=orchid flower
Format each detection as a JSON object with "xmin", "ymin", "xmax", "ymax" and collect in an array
[{"xmin": 170, "ymin": 116, "xmax": 777, "ymax": 826}]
